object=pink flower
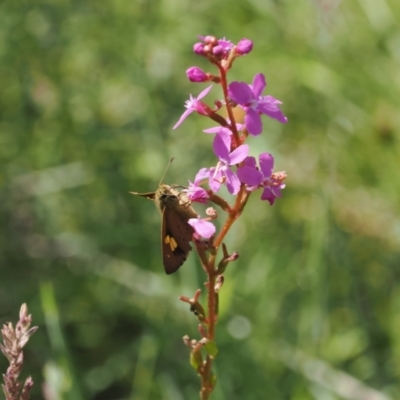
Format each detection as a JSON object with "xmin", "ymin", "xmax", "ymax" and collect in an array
[
  {"xmin": 210, "ymin": 132, "xmax": 248, "ymax": 195},
  {"xmin": 228, "ymin": 73, "xmax": 287, "ymax": 135},
  {"xmin": 173, "ymin": 85, "xmax": 213, "ymax": 129},
  {"xmin": 184, "ymin": 168, "xmax": 210, "ymax": 203},
  {"xmin": 237, "ymin": 153, "xmax": 286, "ymax": 205}
]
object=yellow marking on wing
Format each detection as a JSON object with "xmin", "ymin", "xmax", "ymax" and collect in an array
[
  {"xmin": 165, "ymin": 235, "xmax": 178, "ymax": 251},
  {"xmin": 170, "ymin": 236, "xmax": 178, "ymax": 251}
]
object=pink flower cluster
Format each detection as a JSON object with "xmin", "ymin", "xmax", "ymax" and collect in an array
[{"xmin": 174, "ymin": 35, "xmax": 288, "ymax": 237}]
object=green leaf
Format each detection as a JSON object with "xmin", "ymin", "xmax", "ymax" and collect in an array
[
  {"xmin": 204, "ymin": 340, "xmax": 219, "ymax": 358},
  {"xmin": 190, "ymin": 350, "xmax": 203, "ymax": 370}
]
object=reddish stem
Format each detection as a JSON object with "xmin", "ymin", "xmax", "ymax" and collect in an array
[
  {"xmin": 197, "ymin": 60, "xmax": 252, "ymax": 400},
  {"xmin": 198, "ymin": 185, "xmax": 249, "ymax": 400},
  {"xmin": 217, "ymin": 65, "xmax": 240, "ymax": 146}
]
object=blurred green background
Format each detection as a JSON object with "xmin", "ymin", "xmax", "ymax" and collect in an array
[{"xmin": 1, "ymin": 0, "xmax": 400, "ymax": 399}]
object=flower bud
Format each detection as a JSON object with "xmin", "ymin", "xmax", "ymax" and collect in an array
[
  {"xmin": 193, "ymin": 42, "xmax": 204, "ymax": 55},
  {"xmin": 212, "ymin": 45, "xmax": 224, "ymax": 56},
  {"xmin": 236, "ymin": 38, "xmax": 253, "ymax": 55},
  {"xmin": 186, "ymin": 67, "xmax": 209, "ymax": 83},
  {"xmin": 204, "ymin": 35, "xmax": 217, "ymax": 45}
]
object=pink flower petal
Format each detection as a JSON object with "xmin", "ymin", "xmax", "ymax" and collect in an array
[
  {"xmin": 173, "ymin": 108, "xmax": 194, "ymax": 129},
  {"xmin": 259, "ymin": 153, "xmax": 274, "ymax": 177},
  {"xmin": 228, "ymin": 144, "xmax": 249, "ymax": 165},
  {"xmin": 228, "ymin": 81, "xmax": 253, "ymax": 104},
  {"xmin": 251, "ymin": 73, "xmax": 266, "ymax": 98},
  {"xmin": 243, "ymin": 156, "xmax": 257, "ymax": 169},
  {"xmin": 237, "ymin": 166, "xmax": 263, "ymax": 187},
  {"xmin": 213, "ymin": 132, "xmax": 231, "ymax": 160},
  {"xmin": 188, "ymin": 218, "xmax": 216, "ymax": 239},
  {"xmin": 225, "ymin": 169, "xmax": 241, "ymax": 195},
  {"xmin": 194, "ymin": 168, "xmax": 210, "ymax": 183},
  {"xmin": 245, "ymin": 108, "xmax": 262, "ymax": 135}
]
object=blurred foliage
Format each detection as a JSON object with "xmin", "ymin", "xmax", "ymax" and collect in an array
[{"xmin": 1, "ymin": 0, "xmax": 400, "ymax": 399}]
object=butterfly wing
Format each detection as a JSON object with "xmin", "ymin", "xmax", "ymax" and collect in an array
[
  {"xmin": 162, "ymin": 207, "xmax": 194, "ymax": 274},
  {"xmin": 131, "ymin": 187, "xmax": 195, "ymax": 274}
]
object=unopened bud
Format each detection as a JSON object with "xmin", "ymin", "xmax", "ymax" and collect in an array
[
  {"xmin": 212, "ymin": 45, "xmax": 224, "ymax": 56},
  {"xmin": 236, "ymin": 39, "xmax": 253, "ymax": 55},
  {"xmin": 193, "ymin": 42, "xmax": 205, "ymax": 55},
  {"xmin": 204, "ymin": 36, "xmax": 217, "ymax": 45},
  {"xmin": 186, "ymin": 67, "xmax": 209, "ymax": 83}
]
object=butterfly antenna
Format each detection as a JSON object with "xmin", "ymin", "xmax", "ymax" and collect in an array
[{"xmin": 158, "ymin": 158, "xmax": 175, "ymax": 185}]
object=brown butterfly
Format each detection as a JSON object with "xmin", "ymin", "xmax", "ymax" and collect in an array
[{"xmin": 130, "ymin": 162, "xmax": 198, "ymax": 274}]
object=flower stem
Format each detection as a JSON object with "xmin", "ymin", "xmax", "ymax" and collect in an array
[
  {"xmin": 200, "ymin": 266, "xmax": 216, "ymax": 400},
  {"xmin": 198, "ymin": 185, "xmax": 249, "ymax": 399},
  {"xmin": 218, "ymin": 65, "xmax": 240, "ymax": 146}
]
